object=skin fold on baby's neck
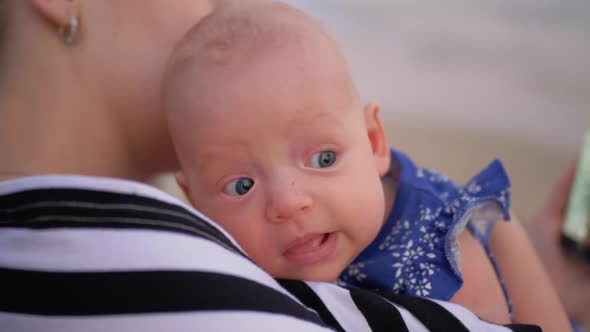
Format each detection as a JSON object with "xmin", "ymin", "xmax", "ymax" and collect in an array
[{"xmin": 381, "ymin": 154, "xmax": 401, "ymax": 222}]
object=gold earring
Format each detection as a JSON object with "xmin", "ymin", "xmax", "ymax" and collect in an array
[{"xmin": 58, "ymin": 16, "xmax": 78, "ymax": 45}]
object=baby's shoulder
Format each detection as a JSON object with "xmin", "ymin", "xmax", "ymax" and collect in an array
[{"xmin": 391, "ymin": 148, "xmax": 511, "ymax": 209}]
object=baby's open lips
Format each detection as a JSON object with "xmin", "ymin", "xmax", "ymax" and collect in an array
[
  {"xmin": 282, "ymin": 232, "xmax": 337, "ymax": 265},
  {"xmin": 284, "ymin": 233, "xmax": 330, "ymax": 255}
]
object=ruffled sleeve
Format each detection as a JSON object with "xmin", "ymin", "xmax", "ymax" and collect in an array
[
  {"xmin": 442, "ymin": 159, "xmax": 511, "ymax": 298},
  {"xmin": 452, "ymin": 159, "xmax": 511, "ymax": 245}
]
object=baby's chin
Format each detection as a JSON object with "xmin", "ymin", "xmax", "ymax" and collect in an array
[
  {"xmin": 273, "ymin": 272, "xmax": 340, "ymax": 283},
  {"xmin": 266, "ymin": 264, "xmax": 346, "ymax": 282}
]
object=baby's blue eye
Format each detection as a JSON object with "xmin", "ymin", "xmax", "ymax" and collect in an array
[
  {"xmin": 307, "ymin": 150, "xmax": 336, "ymax": 168},
  {"xmin": 224, "ymin": 177, "xmax": 254, "ymax": 196}
]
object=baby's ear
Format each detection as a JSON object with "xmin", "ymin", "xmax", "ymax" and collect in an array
[
  {"xmin": 175, "ymin": 171, "xmax": 190, "ymax": 199},
  {"xmin": 363, "ymin": 102, "xmax": 390, "ymax": 176}
]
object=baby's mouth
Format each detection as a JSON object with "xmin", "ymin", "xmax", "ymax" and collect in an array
[
  {"xmin": 283, "ymin": 232, "xmax": 336, "ymax": 265},
  {"xmin": 285, "ymin": 233, "xmax": 328, "ymax": 254}
]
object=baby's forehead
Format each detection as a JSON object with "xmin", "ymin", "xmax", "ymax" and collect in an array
[
  {"xmin": 163, "ymin": 1, "xmax": 337, "ymax": 113},
  {"xmin": 172, "ymin": 1, "xmax": 325, "ymax": 69},
  {"xmin": 164, "ymin": 1, "xmax": 359, "ymax": 136},
  {"xmin": 174, "ymin": 5, "xmax": 326, "ymax": 78}
]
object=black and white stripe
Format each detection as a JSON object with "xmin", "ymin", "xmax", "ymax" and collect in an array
[{"xmin": 0, "ymin": 176, "xmax": 541, "ymax": 331}]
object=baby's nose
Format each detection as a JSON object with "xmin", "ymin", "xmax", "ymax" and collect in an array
[{"xmin": 265, "ymin": 177, "xmax": 312, "ymax": 223}]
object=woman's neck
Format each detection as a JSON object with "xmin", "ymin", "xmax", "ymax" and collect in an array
[
  {"xmin": 0, "ymin": 52, "xmax": 150, "ymax": 181},
  {"xmin": 0, "ymin": 5, "xmax": 178, "ymax": 182},
  {"xmin": 0, "ymin": 95, "xmax": 145, "ymax": 181}
]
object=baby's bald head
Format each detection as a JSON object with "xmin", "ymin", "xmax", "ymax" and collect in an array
[
  {"xmin": 163, "ymin": 0, "xmax": 361, "ymax": 173},
  {"xmin": 168, "ymin": 0, "xmax": 331, "ymax": 69},
  {"xmin": 163, "ymin": 0, "xmax": 358, "ymax": 117}
]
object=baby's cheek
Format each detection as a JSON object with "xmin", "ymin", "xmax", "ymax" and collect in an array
[
  {"xmin": 231, "ymin": 227, "xmax": 273, "ymax": 269},
  {"xmin": 355, "ymin": 178, "xmax": 386, "ymax": 237},
  {"xmin": 190, "ymin": 197, "xmax": 237, "ymax": 231},
  {"xmin": 211, "ymin": 208, "xmax": 258, "ymax": 242},
  {"xmin": 208, "ymin": 209, "xmax": 241, "ymax": 232}
]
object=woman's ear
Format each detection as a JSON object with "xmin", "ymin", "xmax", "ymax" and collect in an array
[
  {"xmin": 31, "ymin": 0, "xmax": 80, "ymax": 28},
  {"xmin": 363, "ymin": 102, "xmax": 390, "ymax": 176},
  {"xmin": 175, "ymin": 171, "xmax": 191, "ymax": 200}
]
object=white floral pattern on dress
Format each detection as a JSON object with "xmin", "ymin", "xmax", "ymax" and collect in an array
[
  {"xmin": 338, "ymin": 150, "xmax": 511, "ymax": 302},
  {"xmin": 376, "ymin": 203, "xmax": 445, "ymax": 296}
]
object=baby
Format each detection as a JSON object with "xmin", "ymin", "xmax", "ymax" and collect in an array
[{"xmin": 162, "ymin": 1, "xmax": 569, "ymax": 328}]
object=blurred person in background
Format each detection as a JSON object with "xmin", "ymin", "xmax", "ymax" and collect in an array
[{"xmin": 529, "ymin": 163, "xmax": 590, "ymax": 331}]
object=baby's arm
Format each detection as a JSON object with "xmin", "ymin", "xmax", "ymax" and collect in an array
[
  {"xmin": 489, "ymin": 213, "xmax": 571, "ymax": 331},
  {"xmin": 451, "ymin": 230, "xmax": 512, "ymax": 323}
]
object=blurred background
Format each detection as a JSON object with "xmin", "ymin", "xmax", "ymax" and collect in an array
[
  {"xmin": 282, "ymin": 0, "xmax": 590, "ymax": 225},
  {"xmin": 155, "ymin": 0, "xmax": 589, "ymax": 226}
]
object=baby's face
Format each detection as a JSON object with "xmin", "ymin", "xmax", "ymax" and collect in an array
[{"xmin": 172, "ymin": 42, "xmax": 388, "ymax": 282}]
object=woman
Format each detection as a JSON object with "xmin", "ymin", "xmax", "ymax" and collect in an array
[{"xmin": 0, "ymin": 1, "xmax": 553, "ymax": 331}]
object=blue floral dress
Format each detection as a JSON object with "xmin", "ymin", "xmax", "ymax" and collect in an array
[{"xmin": 338, "ymin": 149, "xmax": 512, "ymax": 310}]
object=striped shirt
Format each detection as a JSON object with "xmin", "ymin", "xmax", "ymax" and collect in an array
[{"xmin": 0, "ymin": 175, "xmax": 541, "ymax": 331}]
